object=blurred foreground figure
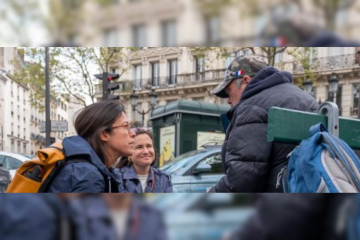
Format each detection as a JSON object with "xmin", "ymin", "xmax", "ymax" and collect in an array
[
  {"xmin": 0, "ymin": 194, "xmax": 61, "ymax": 240},
  {"xmin": 68, "ymin": 194, "xmax": 168, "ymax": 240},
  {"xmin": 229, "ymin": 194, "xmax": 358, "ymax": 240}
]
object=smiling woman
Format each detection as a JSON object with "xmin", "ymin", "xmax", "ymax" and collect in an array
[{"xmin": 115, "ymin": 129, "xmax": 173, "ymax": 193}]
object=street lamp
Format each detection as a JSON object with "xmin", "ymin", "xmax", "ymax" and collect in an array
[
  {"xmin": 130, "ymin": 89, "xmax": 158, "ymax": 126},
  {"xmin": 328, "ymin": 72, "xmax": 339, "ymax": 104},
  {"xmin": 302, "ymin": 75, "xmax": 313, "ymax": 96}
]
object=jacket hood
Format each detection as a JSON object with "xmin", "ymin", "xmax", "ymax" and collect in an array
[{"xmin": 62, "ymin": 136, "xmax": 110, "ymax": 177}]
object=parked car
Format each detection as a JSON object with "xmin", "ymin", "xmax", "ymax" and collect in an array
[
  {"xmin": 0, "ymin": 165, "xmax": 11, "ymax": 193},
  {"xmin": 160, "ymin": 146, "xmax": 224, "ymax": 193},
  {"xmin": 0, "ymin": 152, "xmax": 32, "ymax": 179}
]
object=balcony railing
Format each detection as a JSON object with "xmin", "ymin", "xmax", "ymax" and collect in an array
[
  {"xmin": 126, "ymin": 69, "xmax": 226, "ymax": 91},
  {"xmin": 291, "ymin": 53, "xmax": 360, "ymax": 74}
]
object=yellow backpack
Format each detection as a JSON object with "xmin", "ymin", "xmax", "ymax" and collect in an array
[{"xmin": 6, "ymin": 142, "xmax": 66, "ymax": 193}]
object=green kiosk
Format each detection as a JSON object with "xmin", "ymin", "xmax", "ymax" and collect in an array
[{"xmin": 150, "ymin": 99, "xmax": 230, "ymax": 167}]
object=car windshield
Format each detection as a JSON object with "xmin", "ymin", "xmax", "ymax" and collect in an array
[{"xmin": 160, "ymin": 150, "xmax": 206, "ymax": 175}]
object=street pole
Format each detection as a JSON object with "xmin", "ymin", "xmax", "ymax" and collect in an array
[
  {"xmin": 102, "ymin": 72, "xmax": 108, "ymax": 100},
  {"xmin": 45, "ymin": 47, "xmax": 51, "ymax": 146},
  {"xmin": 333, "ymin": 92, "xmax": 337, "ymax": 106},
  {"xmin": 142, "ymin": 110, "xmax": 145, "ymax": 127}
]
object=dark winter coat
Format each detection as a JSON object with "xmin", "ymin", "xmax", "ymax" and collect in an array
[{"xmin": 210, "ymin": 66, "xmax": 319, "ymax": 192}]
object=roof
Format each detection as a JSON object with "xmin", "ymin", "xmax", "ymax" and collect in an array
[{"xmin": 151, "ymin": 99, "xmax": 230, "ymax": 120}]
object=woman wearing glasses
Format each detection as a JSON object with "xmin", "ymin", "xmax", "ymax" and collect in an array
[
  {"xmin": 115, "ymin": 128, "xmax": 173, "ymax": 193},
  {"xmin": 47, "ymin": 100, "xmax": 136, "ymax": 193}
]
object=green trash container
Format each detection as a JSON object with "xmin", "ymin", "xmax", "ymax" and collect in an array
[{"xmin": 150, "ymin": 99, "xmax": 230, "ymax": 167}]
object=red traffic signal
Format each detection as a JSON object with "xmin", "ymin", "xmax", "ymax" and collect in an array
[{"xmin": 108, "ymin": 73, "xmax": 120, "ymax": 81}]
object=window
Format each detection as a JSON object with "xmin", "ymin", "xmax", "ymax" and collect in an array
[
  {"xmin": 352, "ymin": 84, "xmax": 360, "ymax": 116},
  {"xmin": 3, "ymin": 156, "xmax": 22, "ymax": 170},
  {"xmin": 195, "ymin": 56, "xmax": 205, "ymax": 73},
  {"xmin": 168, "ymin": 59, "xmax": 178, "ymax": 84},
  {"xmin": 133, "ymin": 65, "xmax": 142, "ymax": 88},
  {"xmin": 194, "ymin": 153, "xmax": 223, "ymax": 174},
  {"xmin": 150, "ymin": 62, "xmax": 160, "ymax": 87},
  {"xmin": 205, "ymin": 16, "xmax": 220, "ymax": 46},
  {"xmin": 328, "ymin": 47, "xmax": 344, "ymax": 58},
  {"xmin": 132, "ymin": 24, "xmax": 146, "ymax": 47},
  {"xmin": 274, "ymin": 51, "xmax": 284, "ymax": 64},
  {"xmin": 11, "ymin": 140, "xmax": 14, "ymax": 152},
  {"xmin": 161, "ymin": 20, "xmax": 177, "ymax": 47},
  {"xmin": 23, "ymin": 143, "xmax": 26, "ymax": 153},
  {"xmin": 195, "ymin": 56, "xmax": 205, "ymax": 81},
  {"xmin": 17, "ymin": 141, "xmax": 21, "ymax": 152},
  {"xmin": 235, "ymin": 49, "xmax": 250, "ymax": 57},
  {"xmin": 103, "ymin": 28, "xmax": 118, "ymax": 47},
  {"xmin": 225, "ymin": 52, "xmax": 236, "ymax": 67}
]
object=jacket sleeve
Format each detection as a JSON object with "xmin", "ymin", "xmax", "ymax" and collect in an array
[
  {"xmin": 212, "ymin": 106, "xmax": 272, "ymax": 192},
  {"xmin": 164, "ymin": 176, "xmax": 174, "ymax": 193},
  {"xmin": 48, "ymin": 163, "xmax": 105, "ymax": 193}
]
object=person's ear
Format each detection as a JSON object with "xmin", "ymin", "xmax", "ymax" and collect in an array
[
  {"xmin": 100, "ymin": 130, "xmax": 110, "ymax": 142},
  {"xmin": 243, "ymin": 76, "xmax": 252, "ymax": 84}
]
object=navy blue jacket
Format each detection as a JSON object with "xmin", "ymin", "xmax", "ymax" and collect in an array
[
  {"xmin": 68, "ymin": 195, "xmax": 169, "ymax": 240},
  {"xmin": 114, "ymin": 165, "xmax": 173, "ymax": 193},
  {"xmin": 0, "ymin": 194, "xmax": 61, "ymax": 240},
  {"xmin": 47, "ymin": 136, "xmax": 120, "ymax": 193}
]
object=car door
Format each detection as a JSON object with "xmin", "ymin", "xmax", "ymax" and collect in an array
[{"xmin": 190, "ymin": 152, "xmax": 224, "ymax": 193}]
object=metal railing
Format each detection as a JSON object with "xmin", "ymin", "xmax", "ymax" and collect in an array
[
  {"xmin": 124, "ymin": 68, "xmax": 226, "ymax": 91},
  {"xmin": 291, "ymin": 53, "xmax": 360, "ymax": 74}
]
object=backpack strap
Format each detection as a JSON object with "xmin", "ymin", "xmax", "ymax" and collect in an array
[{"xmin": 309, "ymin": 123, "xmax": 328, "ymax": 136}]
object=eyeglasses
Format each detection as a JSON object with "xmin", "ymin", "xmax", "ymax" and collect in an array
[{"xmin": 108, "ymin": 124, "xmax": 133, "ymax": 133}]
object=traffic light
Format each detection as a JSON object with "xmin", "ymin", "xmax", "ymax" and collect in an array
[{"xmin": 94, "ymin": 72, "xmax": 120, "ymax": 100}]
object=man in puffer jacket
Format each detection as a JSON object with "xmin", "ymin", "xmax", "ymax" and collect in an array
[{"xmin": 208, "ymin": 54, "xmax": 319, "ymax": 192}]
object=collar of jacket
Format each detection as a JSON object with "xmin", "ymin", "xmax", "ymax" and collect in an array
[
  {"xmin": 62, "ymin": 136, "xmax": 111, "ymax": 178},
  {"xmin": 240, "ymin": 66, "xmax": 292, "ymax": 101},
  {"xmin": 122, "ymin": 164, "xmax": 155, "ymax": 184}
]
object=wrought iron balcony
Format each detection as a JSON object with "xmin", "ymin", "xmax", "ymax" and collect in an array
[
  {"xmin": 292, "ymin": 53, "xmax": 360, "ymax": 74},
  {"xmin": 126, "ymin": 69, "xmax": 226, "ymax": 91}
]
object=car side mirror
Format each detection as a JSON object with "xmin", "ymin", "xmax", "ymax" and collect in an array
[{"xmin": 193, "ymin": 163, "xmax": 211, "ymax": 175}]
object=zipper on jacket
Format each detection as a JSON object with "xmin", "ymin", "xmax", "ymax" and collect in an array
[
  {"xmin": 108, "ymin": 176, "xmax": 112, "ymax": 193},
  {"xmin": 276, "ymin": 167, "xmax": 286, "ymax": 189}
]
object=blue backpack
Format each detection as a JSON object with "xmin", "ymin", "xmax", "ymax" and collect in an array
[{"xmin": 279, "ymin": 123, "xmax": 360, "ymax": 193}]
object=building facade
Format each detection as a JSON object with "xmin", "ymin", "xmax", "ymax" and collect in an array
[
  {"xmin": 0, "ymin": 47, "xmax": 74, "ymax": 155},
  {"xmin": 95, "ymin": 47, "xmax": 360, "ymax": 127}
]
